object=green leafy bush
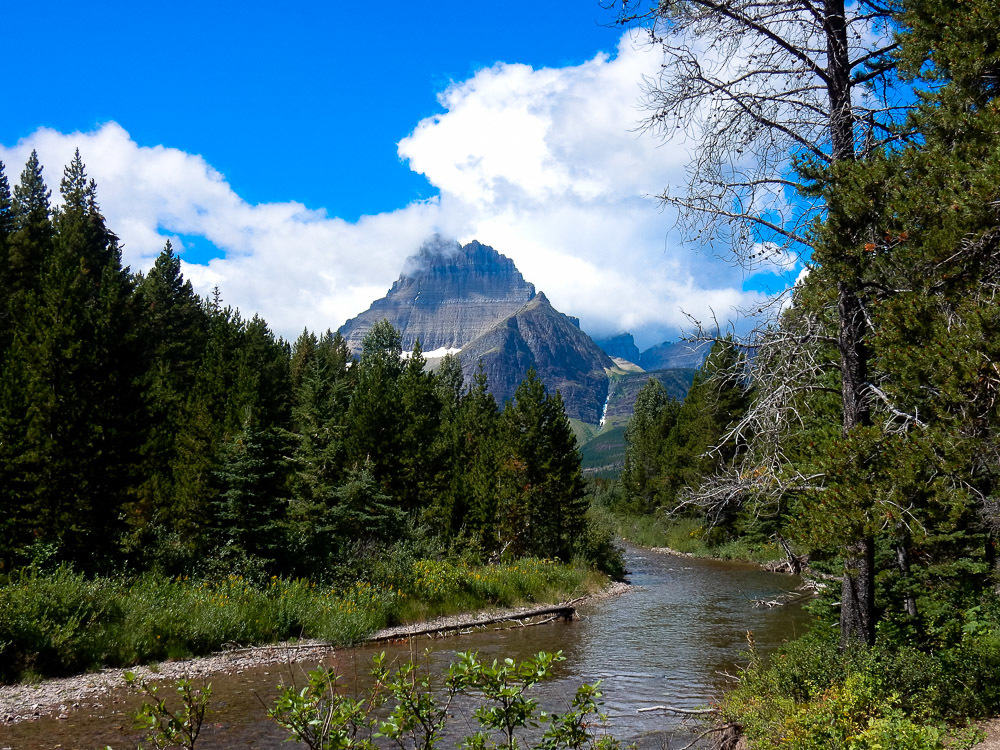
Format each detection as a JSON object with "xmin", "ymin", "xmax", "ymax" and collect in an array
[{"xmin": 0, "ymin": 556, "xmax": 600, "ymax": 683}]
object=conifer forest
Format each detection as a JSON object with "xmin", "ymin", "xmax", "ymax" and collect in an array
[{"xmin": 2, "ymin": 0, "xmax": 1000, "ymax": 747}]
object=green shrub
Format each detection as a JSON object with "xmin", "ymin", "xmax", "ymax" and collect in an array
[
  {"xmin": 0, "ymin": 565, "xmax": 119, "ymax": 680},
  {"xmin": 0, "ymin": 556, "xmax": 600, "ymax": 683},
  {"xmin": 722, "ymin": 619, "xmax": 1000, "ymax": 750}
]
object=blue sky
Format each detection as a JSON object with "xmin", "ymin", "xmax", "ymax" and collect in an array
[
  {"xmin": 5, "ymin": 1, "xmax": 619, "ymax": 222},
  {"xmin": 2, "ymin": 2, "xmax": 798, "ymax": 347}
]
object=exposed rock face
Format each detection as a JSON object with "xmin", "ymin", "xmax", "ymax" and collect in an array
[
  {"xmin": 339, "ymin": 237, "xmax": 536, "ymax": 354},
  {"xmin": 338, "ymin": 237, "xmax": 614, "ymax": 422},
  {"xmin": 459, "ymin": 294, "xmax": 615, "ymax": 424},
  {"xmin": 603, "ymin": 368, "xmax": 697, "ymax": 426},
  {"xmin": 639, "ymin": 340, "xmax": 709, "ymax": 371},
  {"xmin": 596, "ymin": 333, "xmax": 641, "ymax": 364}
]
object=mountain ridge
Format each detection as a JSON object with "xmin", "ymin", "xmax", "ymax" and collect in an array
[{"xmin": 338, "ymin": 237, "xmax": 697, "ymax": 430}]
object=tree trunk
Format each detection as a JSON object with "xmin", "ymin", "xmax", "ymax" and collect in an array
[
  {"xmin": 837, "ymin": 284, "xmax": 876, "ymax": 647},
  {"xmin": 896, "ymin": 537, "xmax": 918, "ymax": 618},
  {"xmin": 827, "ymin": 0, "xmax": 877, "ymax": 642},
  {"xmin": 840, "ymin": 536, "xmax": 875, "ymax": 647}
]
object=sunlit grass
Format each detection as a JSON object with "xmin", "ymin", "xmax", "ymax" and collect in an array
[
  {"xmin": 0, "ymin": 557, "xmax": 603, "ymax": 683},
  {"xmin": 600, "ymin": 507, "xmax": 780, "ymax": 563}
]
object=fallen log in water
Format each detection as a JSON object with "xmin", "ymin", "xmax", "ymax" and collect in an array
[{"xmin": 366, "ymin": 604, "xmax": 577, "ymax": 644}]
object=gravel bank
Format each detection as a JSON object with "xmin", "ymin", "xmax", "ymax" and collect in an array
[{"xmin": 0, "ymin": 581, "xmax": 631, "ymax": 726}]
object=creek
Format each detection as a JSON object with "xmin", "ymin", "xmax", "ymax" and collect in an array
[{"xmin": 3, "ymin": 547, "xmax": 811, "ymax": 749}]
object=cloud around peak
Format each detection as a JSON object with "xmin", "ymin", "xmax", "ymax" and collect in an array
[{"xmin": 1, "ymin": 31, "xmax": 791, "ymax": 348}]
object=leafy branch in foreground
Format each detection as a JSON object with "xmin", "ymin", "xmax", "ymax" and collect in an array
[
  {"xmin": 266, "ymin": 650, "xmax": 623, "ymax": 750},
  {"xmin": 123, "ymin": 672, "xmax": 211, "ymax": 750}
]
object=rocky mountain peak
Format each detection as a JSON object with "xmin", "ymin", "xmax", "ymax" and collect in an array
[{"xmin": 340, "ymin": 238, "xmax": 536, "ymax": 354}]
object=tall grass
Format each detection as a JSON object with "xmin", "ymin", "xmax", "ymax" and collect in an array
[
  {"xmin": 0, "ymin": 558, "xmax": 601, "ymax": 684},
  {"xmin": 593, "ymin": 505, "xmax": 781, "ymax": 563}
]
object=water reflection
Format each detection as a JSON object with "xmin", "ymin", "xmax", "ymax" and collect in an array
[{"xmin": 4, "ymin": 548, "xmax": 811, "ymax": 749}]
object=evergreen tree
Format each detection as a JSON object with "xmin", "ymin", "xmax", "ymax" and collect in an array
[
  {"xmin": 289, "ymin": 328, "xmax": 318, "ymax": 393},
  {"xmin": 169, "ymin": 301, "xmax": 245, "ymax": 564},
  {"xmin": 343, "ymin": 320, "xmax": 405, "ymax": 498},
  {"xmin": 659, "ymin": 338, "xmax": 747, "ymax": 514},
  {"xmin": 423, "ymin": 353, "xmax": 471, "ymax": 536},
  {"xmin": 214, "ymin": 419, "xmax": 293, "ymax": 571},
  {"xmin": 497, "ymin": 370, "xmax": 586, "ymax": 560},
  {"xmin": 621, "ymin": 379, "xmax": 679, "ymax": 512},
  {"xmin": 287, "ymin": 330, "xmax": 355, "ymax": 570},
  {"xmin": 0, "ymin": 160, "xmax": 14, "ymax": 349},
  {"xmin": 233, "ymin": 314, "xmax": 291, "ymax": 430},
  {"xmin": 456, "ymin": 365, "xmax": 502, "ymax": 549},
  {"xmin": 1, "ymin": 151, "xmax": 139, "ymax": 569},
  {"xmin": 784, "ymin": 0, "xmax": 1000, "ymax": 635},
  {"xmin": 7, "ymin": 150, "xmax": 51, "ymax": 300},
  {"xmin": 129, "ymin": 241, "xmax": 209, "ymax": 545},
  {"xmin": 325, "ymin": 462, "xmax": 406, "ymax": 548},
  {"xmin": 397, "ymin": 340, "xmax": 444, "ymax": 514}
]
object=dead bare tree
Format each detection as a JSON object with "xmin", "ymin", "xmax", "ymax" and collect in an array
[{"xmin": 608, "ymin": 0, "xmax": 907, "ymax": 646}]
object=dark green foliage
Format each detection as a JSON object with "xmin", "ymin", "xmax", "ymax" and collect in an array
[
  {"xmin": 621, "ymin": 380, "xmax": 679, "ymax": 511},
  {"xmin": 397, "ymin": 341, "xmax": 444, "ymax": 514},
  {"xmin": 0, "ymin": 160, "xmax": 14, "ymax": 348},
  {"xmin": 0, "ymin": 151, "xmax": 141, "ymax": 571},
  {"xmin": 214, "ymin": 421, "xmax": 294, "ymax": 571},
  {"xmin": 0, "ymin": 150, "xmax": 607, "ymax": 619},
  {"xmin": 7, "ymin": 150, "xmax": 51, "ymax": 300},
  {"xmin": 451, "ymin": 365, "xmax": 503, "ymax": 548},
  {"xmin": 620, "ymin": 339, "xmax": 747, "ymax": 520},
  {"xmin": 697, "ymin": 1, "xmax": 1000, "ymax": 742},
  {"xmin": 343, "ymin": 320, "xmax": 407, "ymax": 496},
  {"xmin": 129, "ymin": 241, "xmax": 209, "ymax": 548},
  {"xmin": 324, "ymin": 463, "xmax": 407, "ymax": 547},
  {"xmin": 497, "ymin": 370, "xmax": 587, "ymax": 561}
]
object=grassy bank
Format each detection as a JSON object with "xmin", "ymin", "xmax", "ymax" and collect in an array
[
  {"xmin": 718, "ymin": 624, "xmax": 1000, "ymax": 749},
  {"xmin": 0, "ymin": 557, "xmax": 603, "ymax": 684},
  {"xmin": 592, "ymin": 505, "xmax": 782, "ymax": 564}
]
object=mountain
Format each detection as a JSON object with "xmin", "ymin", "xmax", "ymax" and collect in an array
[
  {"xmin": 338, "ymin": 236, "xmax": 702, "ymax": 431},
  {"xmin": 639, "ymin": 339, "xmax": 709, "ymax": 370},
  {"xmin": 459, "ymin": 293, "xmax": 614, "ymax": 424},
  {"xmin": 595, "ymin": 333, "xmax": 641, "ymax": 364},
  {"xmin": 338, "ymin": 238, "xmax": 613, "ymax": 423},
  {"xmin": 603, "ymin": 368, "xmax": 698, "ymax": 427},
  {"xmin": 339, "ymin": 236, "xmax": 536, "ymax": 354}
]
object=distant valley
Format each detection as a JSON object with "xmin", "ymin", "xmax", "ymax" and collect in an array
[{"xmin": 339, "ymin": 237, "xmax": 707, "ymax": 472}]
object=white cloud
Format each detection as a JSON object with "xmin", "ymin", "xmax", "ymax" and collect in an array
[{"xmin": 1, "ymin": 32, "xmax": 788, "ymax": 349}]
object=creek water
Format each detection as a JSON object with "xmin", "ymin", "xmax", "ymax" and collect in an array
[{"xmin": 3, "ymin": 547, "xmax": 811, "ymax": 749}]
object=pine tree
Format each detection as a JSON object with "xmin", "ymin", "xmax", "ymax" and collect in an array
[
  {"xmin": 457, "ymin": 365, "xmax": 502, "ymax": 549},
  {"xmin": 423, "ymin": 353, "xmax": 470, "ymax": 536},
  {"xmin": 233, "ymin": 314, "xmax": 291, "ymax": 431},
  {"xmin": 0, "ymin": 160, "xmax": 14, "ymax": 349},
  {"xmin": 621, "ymin": 379, "xmax": 679, "ymax": 512},
  {"xmin": 325, "ymin": 462, "xmax": 406, "ymax": 548},
  {"xmin": 169, "ymin": 302, "xmax": 244, "ymax": 564},
  {"xmin": 287, "ymin": 330, "xmax": 355, "ymax": 570},
  {"xmin": 659, "ymin": 338, "xmax": 747, "ymax": 514},
  {"xmin": 397, "ymin": 340, "xmax": 443, "ymax": 514},
  {"xmin": 129, "ymin": 241, "xmax": 209, "ymax": 545},
  {"xmin": 343, "ymin": 320, "xmax": 406, "ymax": 500},
  {"xmin": 214, "ymin": 419, "xmax": 293, "ymax": 571},
  {"xmin": 7, "ymin": 150, "xmax": 52, "ymax": 300},
  {"xmin": 289, "ymin": 329, "xmax": 318, "ymax": 393},
  {"xmin": 1, "ymin": 151, "xmax": 140, "ymax": 569},
  {"xmin": 784, "ymin": 0, "xmax": 1000, "ymax": 635},
  {"xmin": 497, "ymin": 370, "xmax": 586, "ymax": 560}
]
